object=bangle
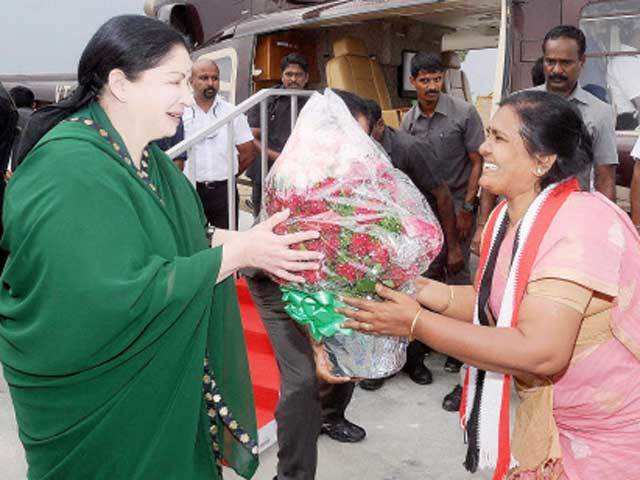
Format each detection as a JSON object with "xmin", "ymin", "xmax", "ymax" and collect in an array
[
  {"xmin": 436, "ymin": 285, "xmax": 454, "ymax": 314},
  {"xmin": 409, "ymin": 308, "xmax": 422, "ymax": 342}
]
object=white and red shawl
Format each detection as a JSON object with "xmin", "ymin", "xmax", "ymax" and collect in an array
[{"xmin": 459, "ymin": 179, "xmax": 579, "ymax": 480}]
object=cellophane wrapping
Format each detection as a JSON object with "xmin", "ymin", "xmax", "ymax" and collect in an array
[{"xmin": 264, "ymin": 89, "xmax": 443, "ymax": 378}]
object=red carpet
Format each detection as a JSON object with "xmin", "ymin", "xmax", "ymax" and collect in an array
[{"xmin": 236, "ymin": 278, "xmax": 280, "ymax": 429}]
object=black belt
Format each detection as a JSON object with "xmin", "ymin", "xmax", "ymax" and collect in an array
[{"xmin": 196, "ymin": 180, "xmax": 228, "ymax": 189}]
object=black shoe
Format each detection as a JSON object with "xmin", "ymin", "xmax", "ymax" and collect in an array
[
  {"xmin": 320, "ymin": 418, "xmax": 366, "ymax": 443},
  {"xmin": 359, "ymin": 378, "xmax": 385, "ymax": 391},
  {"xmin": 442, "ymin": 384, "xmax": 462, "ymax": 412},
  {"xmin": 444, "ymin": 356, "xmax": 463, "ymax": 373},
  {"xmin": 402, "ymin": 362, "xmax": 433, "ymax": 385}
]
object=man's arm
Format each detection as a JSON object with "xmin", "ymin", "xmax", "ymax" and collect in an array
[
  {"xmin": 591, "ymin": 104, "xmax": 619, "ymax": 202},
  {"xmin": 234, "ymin": 113, "xmax": 257, "ymax": 174},
  {"xmin": 456, "ymin": 151, "xmax": 482, "ymax": 240},
  {"xmin": 458, "ymin": 107, "xmax": 486, "ymax": 239},
  {"xmin": 430, "ymin": 183, "xmax": 463, "ymax": 273},
  {"xmin": 471, "ymin": 188, "xmax": 497, "ymax": 255},
  {"xmin": 251, "ymin": 128, "xmax": 281, "ymax": 163},
  {"xmin": 236, "ymin": 141, "xmax": 255, "ymax": 174},
  {"xmin": 594, "ymin": 164, "xmax": 617, "ymax": 202}
]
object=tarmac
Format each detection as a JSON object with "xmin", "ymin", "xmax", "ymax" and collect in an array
[{"xmin": 2, "ymin": 353, "xmax": 487, "ymax": 480}]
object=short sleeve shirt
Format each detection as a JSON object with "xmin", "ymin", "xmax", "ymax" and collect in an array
[
  {"xmin": 530, "ymin": 84, "xmax": 618, "ymax": 168},
  {"xmin": 381, "ymin": 126, "xmax": 442, "ymax": 202},
  {"xmin": 400, "ymin": 93, "xmax": 484, "ymax": 201},
  {"xmin": 246, "ymin": 89, "xmax": 309, "ymax": 182},
  {"xmin": 182, "ymin": 97, "xmax": 254, "ymax": 183}
]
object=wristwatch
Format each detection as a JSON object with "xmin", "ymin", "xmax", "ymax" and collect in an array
[{"xmin": 462, "ymin": 201, "xmax": 475, "ymax": 213}]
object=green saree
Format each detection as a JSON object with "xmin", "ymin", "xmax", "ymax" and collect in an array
[{"xmin": 0, "ymin": 102, "xmax": 258, "ymax": 479}]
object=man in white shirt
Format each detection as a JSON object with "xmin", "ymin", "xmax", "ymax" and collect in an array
[
  {"xmin": 183, "ymin": 58, "xmax": 255, "ymax": 228},
  {"xmin": 607, "ymin": 24, "xmax": 640, "ymax": 130},
  {"xmin": 630, "ymin": 136, "xmax": 640, "ymax": 233}
]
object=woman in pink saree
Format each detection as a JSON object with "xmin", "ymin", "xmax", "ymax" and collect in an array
[{"xmin": 340, "ymin": 90, "xmax": 640, "ymax": 480}]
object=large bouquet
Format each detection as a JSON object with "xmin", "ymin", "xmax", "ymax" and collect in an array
[{"xmin": 264, "ymin": 89, "xmax": 443, "ymax": 378}]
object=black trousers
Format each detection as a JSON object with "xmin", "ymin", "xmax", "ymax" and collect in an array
[
  {"xmin": 196, "ymin": 180, "xmax": 239, "ymax": 229},
  {"xmin": 245, "ymin": 274, "xmax": 355, "ymax": 480}
]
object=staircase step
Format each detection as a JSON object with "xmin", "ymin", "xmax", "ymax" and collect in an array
[{"xmin": 244, "ymin": 330, "xmax": 276, "ymax": 355}]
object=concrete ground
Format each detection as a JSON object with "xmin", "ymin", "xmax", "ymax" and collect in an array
[{"xmin": 2, "ymin": 354, "xmax": 487, "ymax": 480}]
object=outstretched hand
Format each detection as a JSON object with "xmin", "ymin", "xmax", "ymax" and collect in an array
[
  {"xmin": 338, "ymin": 284, "xmax": 420, "ymax": 338},
  {"xmin": 244, "ymin": 209, "xmax": 324, "ymax": 283}
]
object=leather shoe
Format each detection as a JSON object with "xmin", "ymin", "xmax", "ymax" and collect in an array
[
  {"xmin": 320, "ymin": 418, "xmax": 366, "ymax": 443},
  {"xmin": 359, "ymin": 378, "xmax": 385, "ymax": 391},
  {"xmin": 402, "ymin": 362, "xmax": 433, "ymax": 385},
  {"xmin": 442, "ymin": 384, "xmax": 462, "ymax": 412},
  {"xmin": 444, "ymin": 356, "xmax": 463, "ymax": 373}
]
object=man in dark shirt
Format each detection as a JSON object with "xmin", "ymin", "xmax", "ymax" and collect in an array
[
  {"xmin": 0, "ymin": 82, "xmax": 18, "ymax": 269},
  {"xmin": 401, "ymin": 53, "xmax": 485, "ymax": 411},
  {"xmin": 243, "ymin": 68, "xmax": 367, "ymax": 480},
  {"xmin": 359, "ymin": 99, "xmax": 463, "ymax": 390},
  {"xmin": 154, "ymin": 120, "xmax": 187, "ymax": 170},
  {"xmin": 247, "ymin": 53, "xmax": 310, "ymax": 216}
]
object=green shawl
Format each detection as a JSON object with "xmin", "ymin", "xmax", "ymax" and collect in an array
[{"xmin": 0, "ymin": 102, "xmax": 258, "ymax": 479}]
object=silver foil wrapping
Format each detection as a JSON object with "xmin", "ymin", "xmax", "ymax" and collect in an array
[{"xmin": 324, "ymin": 332, "xmax": 408, "ymax": 379}]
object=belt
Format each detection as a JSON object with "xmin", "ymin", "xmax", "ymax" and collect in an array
[{"xmin": 196, "ymin": 180, "xmax": 228, "ymax": 189}]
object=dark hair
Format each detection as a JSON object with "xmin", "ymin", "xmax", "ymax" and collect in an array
[
  {"xmin": 363, "ymin": 98, "xmax": 382, "ymax": 126},
  {"xmin": 499, "ymin": 90, "xmax": 593, "ymax": 190},
  {"xmin": 410, "ymin": 53, "xmax": 444, "ymax": 77},
  {"xmin": 281, "ymin": 53, "xmax": 308, "ymax": 74},
  {"xmin": 15, "ymin": 15, "xmax": 187, "ymax": 165},
  {"xmin": 543, "ymin": 25, "xmax": 586, "ymax": 57},
  {"xmin": 9, "ymin": 86, "xmax": 35, "ymax": 108},
  {"xmin": 331, "ymin": 89, "xmax": 371, "ymax": 133},
  {"xmin": 530, "ymin": 57, "xmax": 545, "ymax": 87}
]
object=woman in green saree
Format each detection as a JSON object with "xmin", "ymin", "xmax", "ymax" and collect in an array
[{"xmin": 1, "ymin": 15, "xmax": 322, "ymax": 480}]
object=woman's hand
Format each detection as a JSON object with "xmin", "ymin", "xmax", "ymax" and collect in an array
[
  {"xmin": 312, "ymin": 342, "xmax": 352, "ymax": 384},
  {"xmin": 339, "ymin": 284, "xmax": 420, "ymax": 338},
  {"xmin": 242, "ymin": 209, "xmax": 324, "ymax": 283}
]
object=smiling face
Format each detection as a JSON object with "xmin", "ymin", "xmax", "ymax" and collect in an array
[
  {"xmin": 479, "ymin": 105, "xmax": 553, "ymax": 199},
  {"xmin": 123, "ymin": 44, "xmax": 193, "ymax": 140}
]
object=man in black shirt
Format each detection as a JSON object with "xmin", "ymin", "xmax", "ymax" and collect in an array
[
  {"xmin": 0, "ymin": 82, "xmax": 18, "ymax": 269},
  {"xmin": 359, "ymin": 99, "xmax": 463, "ymax": 390},
  {"xmin": 246, "ymin": 53, "xmax": 310, "ymax": 216},
  {"xmin": 243, "ymin": 66, "xmax": 366, "ymax": 480}
]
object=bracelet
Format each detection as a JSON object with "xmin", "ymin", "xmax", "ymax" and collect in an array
[
  {"xmin": 409, "ymin": 308, "xmax": 422, "ymax": 342},
  {"xmin": 436, "ymin": 285, "xmax": 454, "ymax": 314}
]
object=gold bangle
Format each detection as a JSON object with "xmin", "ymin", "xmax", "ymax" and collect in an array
[
  {"xmin": 409, "ymin": 308, "xmax": 422, "ymax": 342},
  {"xmin": 437, "ymin": 286, "xmax": 454, "ymax": 314}
]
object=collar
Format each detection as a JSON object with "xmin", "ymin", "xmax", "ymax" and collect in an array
[
  {"xmin": 194, "ymin": 96, "xmax": 223, "ymax": 115},
  {"xmin": 413, "ymin": 93, "xmax": 450, "ymax": 121},
  {"xmin": 537, "ymin": 83, "xmax": 590, "ymax": 105}
]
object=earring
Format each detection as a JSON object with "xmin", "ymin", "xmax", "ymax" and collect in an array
[{"xmin": 536, "ymin": 166, "xmax": 545, "ymax": 176}]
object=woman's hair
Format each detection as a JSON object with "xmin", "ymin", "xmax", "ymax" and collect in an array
[
  {"xmin": 15, "ymin": 15, "xmax": 188, "ymax": 165},
  {"xmin": 499, "ymin": 90, "xmax": 593, "ymax": 190}
]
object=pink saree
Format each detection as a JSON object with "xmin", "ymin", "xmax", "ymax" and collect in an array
[{"xmin": 488, "ymin": 192, "xmax": 640, "ymax": 479}]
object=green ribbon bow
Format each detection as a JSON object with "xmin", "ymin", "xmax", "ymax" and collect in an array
[{"xmin": 281, "ymin": 288, "xmax": 353, "ymax": 341}]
